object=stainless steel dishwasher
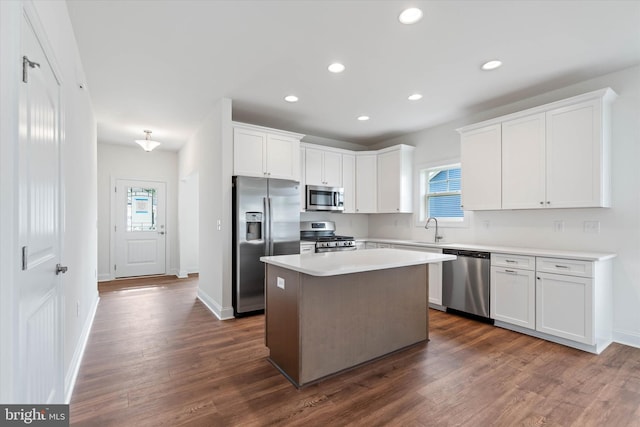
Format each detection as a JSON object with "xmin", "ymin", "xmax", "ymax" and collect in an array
[{"xmin": 442, "ymin": 249, "xmax": 491, "ymax": 319}]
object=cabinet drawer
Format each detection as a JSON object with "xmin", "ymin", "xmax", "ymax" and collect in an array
[
  {"xmin": 536, "ymin": 257, "xmax": 593, "ymax": 278},
  {"xmin": 492, "ymin": 253, "xmax": 535, "ymax": 270},
  {"xmin": 300, "ymin": 243, "xmax": 315, "ymax": 254}
]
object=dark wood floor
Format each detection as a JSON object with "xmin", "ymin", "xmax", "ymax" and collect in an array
[{"xmin": 70, "ymin": 276, "xmax": 640, "ymax": 426}]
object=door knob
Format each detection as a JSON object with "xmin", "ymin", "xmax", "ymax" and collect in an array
[
  {"xmin": 56, "ymin": 264, "xmax": 68, "ymax": 275},
  {"xmin": 158, "ymin": 231, "xmax": 165, "ymax": 235}
]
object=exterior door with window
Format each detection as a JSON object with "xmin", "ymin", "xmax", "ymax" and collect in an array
[{"xmin": 113, "ymin": 179, "xmax": 166, "ymax": 278}]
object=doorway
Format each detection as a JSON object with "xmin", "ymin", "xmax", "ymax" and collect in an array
[{"xmin": 112, "ymin": 179, "xmax": 167, "ymax": 278}]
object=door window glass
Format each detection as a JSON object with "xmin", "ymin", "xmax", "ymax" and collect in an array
[{"xmin": 127, "ymin": 187, "xmax": 157, "ymax": 231}]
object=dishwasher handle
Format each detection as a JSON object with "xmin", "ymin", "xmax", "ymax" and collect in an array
[{"xmin": 443, "ymin": 248, "xmax": 490, "ymax": 259}]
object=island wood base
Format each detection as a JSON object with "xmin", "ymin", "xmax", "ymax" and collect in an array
[{"xmin": 265, "ymin": 263, "xmax": 428, "ymax": 387}]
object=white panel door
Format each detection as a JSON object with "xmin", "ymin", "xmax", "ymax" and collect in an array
[
  {"xmin": 114, "ymin": 180, "xmax": 166, "ymax": 278},
  {"xmin": 355, "ymin": 153, "xmax": 377, "ymax": 213},
  {"xmin": 491, "ymin": 267, "xmax": 536, "ymax": 329},
  {"xmin": 266, "ymin": 134, "xmax": 299, "ymax": 180},
  {"xmin": 233, "ymin": 127, "xmax": 265, "ymax": 177},
  {"xmin": 18, "ymin": 11, "xmax": 64, "ymax": 403},
  {"xmin": 342, "ymin": 154, "xmax": 356, "ymax": 213},
  {"xmin": 322, "ymin": 151, "xmax": 342, "ymax": 187},
  {"xmin": 304, "ymin": 147, "xmax": 324, "ymax": 185}
]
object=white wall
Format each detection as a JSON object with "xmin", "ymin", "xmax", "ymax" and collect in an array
[
  {"xmin": 178, "ymin": 172, "xmax": 199, "ymax": 276},
  {"xmin": 178, "ymin": 98, "xmax": 234, "ymax": 319},
  {"xmin": 0, "ymin": 0, "xmax": 98, "ymax": 402},
  {"xmin": 369, "ymin": 65, "xmax": 640, "ymax": 348},
  {"xmin": 97, "ymin": 143, "xmax": 179, "ymax": 280}
]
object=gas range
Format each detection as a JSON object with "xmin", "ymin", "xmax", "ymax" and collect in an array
[{"xmin": 300, "ymin": 221, "xmax": 356, "ymax": 253}]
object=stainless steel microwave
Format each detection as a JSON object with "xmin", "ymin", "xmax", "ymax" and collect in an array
[{"xmin": 305, "ymin": 185, "xmax": 344, "ymax": 211}]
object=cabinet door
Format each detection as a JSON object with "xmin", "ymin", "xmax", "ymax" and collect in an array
[
  {"xmin": 460, "ymin": 124, "xmax": 502, "ymax": 210},
  {"xmin": 536, "ymin": 272, "xmax": 593, "ymax": 344},
  {"xmin": 356, "ymin": 154, "xmax": 377, "ymax": 213},
  {"xmin": 377, "ymin": 150, "xmax": 400, "ymax": 213},
  {"xmin": 322, "ymin": 151, "xmax": 342, "ymax": 187},
  {"xmin": 234, "ymin": 127, "xmax": 266, "ymax": 177},
  {"xmin": 546, "ymin": 99, "xmax": 604, "ymax": 208},
  {"xmin": 304, "ymin": 147, "xmax": 324, "ymax": 186},
  {"xmin": 266, "ymin": 134, "xmax": 300, "ymax": 180},
  {"xmin": 502, "ymin": 113, "xmax": 546, "ymax": 209},
  {"xmin": 300, "ymin": 148, "xmax": 306, "ymax": 211},
  {"xmin": 491, "ymin": 267, "xmax": 535, "ymax": 329},
  {"xmin": 342, "ymin": 154, "xmax": 356, "ymax": 213}
]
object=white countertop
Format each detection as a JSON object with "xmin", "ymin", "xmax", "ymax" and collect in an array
[
  {"xmin": 358, "ymin": 238, "xmax": 616, "ymax": 261},
  {"xmin": 261, "ymin": 248, "xmax": 456, "ymax": 277}
]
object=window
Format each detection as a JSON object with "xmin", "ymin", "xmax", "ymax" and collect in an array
[{"xmin": 421, "ymin": 164, "xmax": 464, "ymax": 221}]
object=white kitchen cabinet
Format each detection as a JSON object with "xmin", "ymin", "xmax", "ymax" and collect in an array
[
  {"xmin": 545, "ymin": 98, "xmax": 611, "ymax": 208},
  {"xmin": 501, "ymin": 113, "xmax": 546, "ymax": 209},
  {"xmin": 458, "ymin": 88, "xmax": 616, "ymax": 211},
  {"xmin": 304, "ymin": 147, "xmax": 342, "ymax": 187},
  {"xmin": 300, "ymin": 242, "xmax": 315, "ymax": 255},
  {"xmin": 342, "ymin": 154, "xmax": 356, "ymax": 213},
  {"xmin": 233, "ymin": 122, "xmax": 303, "ymax": 181},
  {"xmin": 491, "ymin": 253, "xmax": 536, "ymax": 330},
  {"xmin": 355, "ymin": 152, "xmax": 377, "ymax": 213},
  {"xmin": 300, "ymin": 148, "xmax": 306, "ymax": 211},
  {"xmin": 460, "ymin": 124, "xmax": 502, "ymax": 210},
  {"xmin": 393, "ymin": 244, "xmax": 443, "ymax": 307},
  {"xmin": 536, "ymin": 271, "xmax": 593, "ymax": 345},
  {"xmin": 377, "ymin": 145, "xmax": 414, "ymax": 213}
]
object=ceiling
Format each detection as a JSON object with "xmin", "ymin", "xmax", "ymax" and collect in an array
[{"xmin": 66, "ymin": 0, "xmax": 640, "ymax": 150}]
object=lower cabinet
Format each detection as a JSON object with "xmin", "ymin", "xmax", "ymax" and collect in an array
[
  {"xmin": 491, "ymin": 253, "xmax": 612, "ymax": 354},
  {"xmin": 300, "ymin": 242, "xmax": 315, "ymax": 254},
  {"xmin": 491, "ymin": 267, "xmax": 536, "ymax": 330}
]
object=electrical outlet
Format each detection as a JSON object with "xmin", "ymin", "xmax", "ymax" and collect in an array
[
  {"xmin": 553, "ymin": 220, "xmax": 565, "ymax": 232},
  {"xmin": 76, "ymin": 301, "xmax": 80, "ymax": 317},
  {"xmin": 277, "ymin": 277, "xmax": 285, "ymax": 290},
  {"xmin": 584, "ymin": 220, "xmax": 600, "ymax": 233},
  {"xmin": 217, "ymin": 219, "xmax": 221, "ymax": 231}
]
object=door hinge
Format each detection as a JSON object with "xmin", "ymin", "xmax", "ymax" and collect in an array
[
  {"xmin": 114, "ymin": 264, "xmax": 117, "ymax": 271},
  {"xmin": 114, "ymin": 186, "xmax": 117, "ymax": 192},
  {"xmin": 22, "ymin": 56, "xmax": 40, "ymax": 83},
  {"xmin": 21, "ymin": 246, "xmax": 28, "ymax": 270},
  {"xmin": 114, "ymin": 225, "xmax": 117, "ymax": 232}
]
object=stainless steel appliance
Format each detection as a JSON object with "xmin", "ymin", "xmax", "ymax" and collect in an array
[
  {"xmin": 232, "ymin": 176, "xmax": 300, "ymax": 316},
  {"xmin": 305, "ymin": 185, "xmax": 344, "ymax": 212},
  {"xmin": 300, "ymin": 221, "xmax": 355, "ymax": 253},
  {"xmin": 442, "ymin": 249, "xmax": 491, "ymax": 319}
]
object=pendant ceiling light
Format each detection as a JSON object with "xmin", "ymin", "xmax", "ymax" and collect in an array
[{"xmin": 135, "ymin": 130, "xmax": 161, "ymax": 152}]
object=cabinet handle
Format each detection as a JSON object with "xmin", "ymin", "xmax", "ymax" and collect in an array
[
  {"xmin": 537, "ymin": 277, "xmax": 541, "ymax": 280},
  {"xmin": 505, "ymin": 269, "xmax": 517, "ymax": 274},
  {"xmin": 505, "ymin": 259, "xmax": 517, "ymax": 263},
  {"xmin": 540, "ymin": 201, "xmax": 544, "ymax": 205},
  {"xmin": 546, "ymin": 201, "xmax": 551, "ymax": 204},
  {"xmin": 555, "ymin": 264, "xmax": 570, "ymax": 269}
]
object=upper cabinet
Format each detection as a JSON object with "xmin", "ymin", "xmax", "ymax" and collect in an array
[
  {"xmin": 458, "ymin": 88, "xmax": 616, "ymax": 210},
  {"xmin": 233, "ymin": 122, "xmax": 304, "ymax": 181},
  {"xmin": 304, "ymin": 146, "xmax": 342, "ymax": 187},
  {"xmin": 355, "ymin": 152, "xmax": 378, "ymax": 213},
  {"xmin": 377, "ymin": 145, "xmax": 414, "ymax": 213},
  {"xmin": 460, "ymin": 124, "xmax": 502, "ymax": 211},
  {"xmin": 342, "ymin": 154, "xmax": 356, "ymax": 213}
]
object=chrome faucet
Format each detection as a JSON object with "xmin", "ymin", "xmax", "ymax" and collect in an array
[{"xmin": 425, "ymin": 217, "xmax": 443, "ymax": 243}]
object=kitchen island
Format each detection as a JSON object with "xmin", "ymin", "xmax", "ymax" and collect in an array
[{"xmin": 260, "ymin": 248, "xmax": 456, "ymax": 387}]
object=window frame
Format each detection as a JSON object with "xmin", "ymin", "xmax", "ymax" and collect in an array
[{"xmin": 415, "ymin": 160, "xmax": 469, "ymax": 228}]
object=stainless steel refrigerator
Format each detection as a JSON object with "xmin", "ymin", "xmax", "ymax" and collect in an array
[{"xmin": 232, "ymin": 176, "xmax": 300, "ymax": 316}]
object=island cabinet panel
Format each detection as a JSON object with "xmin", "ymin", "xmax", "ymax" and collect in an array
[{"xmin": 265, "ymin": 263, "xmax": 428, "ymax": 387}]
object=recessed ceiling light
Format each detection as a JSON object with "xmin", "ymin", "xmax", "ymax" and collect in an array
[
  {"xmin": 399, "ymin": 8, "xmax": 423, "ymax": 24},
  {"xmin": 284, "ymin": 95, "xmax": 299, "ymax": 103},
  {"xmin": 481, "ymin": 60, "xmax": 502, "ymax": 71},
  {"xmin": 408, "ymin": 93, "xmax": 423, "ymax": 101},
  {"xmin": 357, "ymin": 115, "xmax": 370, "ymax": 121},
  {"xmin": 328, "ymin": 62, "xmax": 346, "ymax": 73}
]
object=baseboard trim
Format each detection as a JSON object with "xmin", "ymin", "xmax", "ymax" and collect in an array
[
  {"xmin": 613, "ymin": 329, "xmax": 640, "ymax": 349},
  {"xmin": 197, "ymin": 289, "xmax": 234, "ymax": 320},
  {"xmin": 64, "ymin": 293, "xmax": 100, "ymax": 404},
  {"xmin": 97, "ymin": 273, "xmax": 112, "ymax": 282}
]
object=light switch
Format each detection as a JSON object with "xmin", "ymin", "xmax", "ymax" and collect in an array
[{"xmin": 277, "ymin": 277, "xmax": 285, "ymax": 289}]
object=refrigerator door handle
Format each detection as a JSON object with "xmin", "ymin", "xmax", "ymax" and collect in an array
[
  {"xmin": 263, "ymin": 197, "xmax": 270, "ymax": 255},
  {"xmin": 267, "ymin": 197, "xmax": 274, "ymax": 255}
]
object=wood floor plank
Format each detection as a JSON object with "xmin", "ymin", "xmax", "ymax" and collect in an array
[{"xmin": 70, "ymin": 276, "xmax": 640, "ymax": 426}]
